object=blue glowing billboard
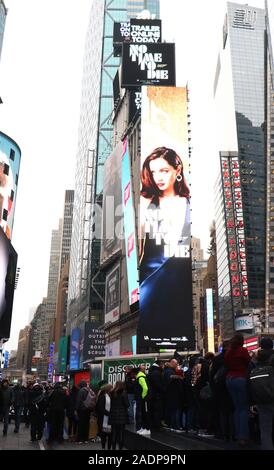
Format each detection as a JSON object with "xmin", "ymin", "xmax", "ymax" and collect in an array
[{"xmin": 121, "ymin": 139, "xmax": 139, "ymax": 306}]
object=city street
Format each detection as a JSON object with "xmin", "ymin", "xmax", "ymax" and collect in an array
[{"xmin": 0, "ymin": 423, "xmax": 261, "ymax": 451}]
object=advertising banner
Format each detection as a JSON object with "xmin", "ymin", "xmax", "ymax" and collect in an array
[
  {"xmin": 69, "ymin": 328, "xmax": 80, "ymax": 370},
  {"xmin": 48, "ymin": 342, "xmax": 54, "ymax": 381},
  {"xmin": 58, "ymin": 336, "xmax": 68, "ymax": 374},
  {"xmin": 103, "ymin": 357, "xmax": 155, "ymax": 386},
  {"xmin": 100, "ymin": 141, "xmax": 123, "ymax": 265},
  {"xmin": 0, "ymin": 226, "xmax": 17, "ymax": 340},
  {"xmin": 128, "ymin": 87, "xmax": 142, "ymax": 125},
  {"xmin": 121, "ymin": 140, "xmax": 139, "ymax": 306},
  {"xmin": 105, "ymin": 264, "xmax": 120, "ymax": 324},
  {"xmin": 130, "ymin": 19, "xmax": 162, "ymax": 43},
  {"xmin": 235, "ymin": 315, "xmax": 254, "ymax": 331},
  {"xmin": 138, "ymin": 86, "xmax": 194, "ymax": 353},
  {"xmin": 83, "ymin": 321, "xmax": 105, "ymax": 362},
  {"xmin": 113, "ymin": 21, "xmax": 131, "ymax": 44},
  {"xmin": 121, "ymin": 43, "xmax": 176, "ymax": 87},
  {"xmin": 113, "ymin": 19, "xmax": 161, "ymax": 56},
  {"xmin": 206, "ymin": 289, "xmax": 215, "ymax": 352},
  {"xmin": 0, "ymin": 132, "xmax": 21, "ymax": 240}
]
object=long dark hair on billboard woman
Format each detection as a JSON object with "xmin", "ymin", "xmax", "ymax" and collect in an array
[{"xmin": 138, "ymin": 147, "xmax": 194, "ymax": 353}]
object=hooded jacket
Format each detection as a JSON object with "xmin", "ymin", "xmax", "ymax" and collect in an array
[{"xmin": 135, "ymin": 371, "xmax": 148, "ymax": 400}]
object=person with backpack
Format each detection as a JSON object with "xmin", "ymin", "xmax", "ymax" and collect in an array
[
  {"xmin": 248, "ymin": 337, "xmax": 274, "ymax": 450},
  {"xmin": 224, "ymin": 334, "xmax": 251, "ymax": 446},
  {"xmin": 75, "ymin": 380, "xmax": 96, "ymax": 444},
  {"xmin": 134, "ymin": 365, "xmax": 151, "ymax": 436}
]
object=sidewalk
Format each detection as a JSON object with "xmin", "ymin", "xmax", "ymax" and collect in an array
[{"xmin": 0, "ymin": 423, "xmax": 40, "ymax": 450}]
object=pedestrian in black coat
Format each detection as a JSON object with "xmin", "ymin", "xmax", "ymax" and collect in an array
[
  {"xmin": 47, "ymin": 382, "xmax": 69, "ymax": 443},
  {"xmin": 147, "ymin": 361, "xmax": 165, "ymax": 429},
  {"xmin": 109, "ymin": 381, "xmax": 129, "ymax": 450},
  {"xmin": 95, "ymin": 384, "xmax": 113, "ymax": 450}
]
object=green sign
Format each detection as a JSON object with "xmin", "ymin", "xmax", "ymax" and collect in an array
[
  {"xmin": 103, "ymin": 357, "xmax": 155, "ymax": 386},
  {"xmin": 58, "ymin": 336, "xmax": 68, "ymax": 374}
]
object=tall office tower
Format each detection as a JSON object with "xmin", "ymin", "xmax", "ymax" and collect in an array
[
  {"xmin": 214, "ymin": 2, "xmax": 270, "ymax": 339},
  {"xmin": 59, "ymin": 190, "xmax": 74, "ymax": 280},
  {"xmin": 30, "ymin": 221, "xmax": 62, "ymax": 379},
  {"xmin": 54, "ymin": 190, "xmax": 74, "ymax": 352},
  {"xmin": 67, "ymin": 0, "xmax": 160, "ymax": 334},
  {"xmin": 265, "ymin": 0, "xmax": 274, "ymax": 332},
  {"xmin": 0, "ymin": 1, "xmax": 7, "ymax": 64},
  {"xmin": 46, "ymin": 219, "xmax": 62, "ymax": 316}
]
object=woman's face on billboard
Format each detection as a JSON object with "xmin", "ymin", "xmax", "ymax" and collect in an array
[{"xmin": 149, "ymin": 157, "xmax": 178, "ymax": 194}]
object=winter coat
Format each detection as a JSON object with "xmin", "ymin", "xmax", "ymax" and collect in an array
[
  {"xmin": 109, "ymin": 390, "xmax": 129, "ymax": 426},
  {"xmin": 147, "ymin": 365, "xmax": 165, "ymax": 398},
  {"xmin": 0, "ymin": 386, "xmax": 12, "ymax": 410},
  {"xmin": 76, "ymin": 386, "xmax": 91, "ymax": 411},
  {"xmin": 29, "ymin": 387, "xmax": 47, "ymax": 417},
  {"xmin": 125, "ymin": 371, "xmax": 136, "ymax": 395},
  {"xmin": 135, "ymin": 371, "xmax": 148, "ymax": 400},
  {"xmin": 47, "ymin": 386, "xmax": 68, "ymax": 412},
  {"xmin": 95, "ymin": 391, "xmax": 111, "ymax": 434},
  {"xmin": 12, "ymin": 385, "xmax": 26, "ymax": 407},
  {"xmin": 163, "ymin": 365, "xmax": 183, "ymax": 410},
  {"xmin": 224, "ymin": 346, "xmax": 251, "ymax": 378}
]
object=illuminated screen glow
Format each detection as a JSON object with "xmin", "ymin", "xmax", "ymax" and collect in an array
[{"xmin": 138, "ymin": 86, "xmax": 194, "ymax": 353}]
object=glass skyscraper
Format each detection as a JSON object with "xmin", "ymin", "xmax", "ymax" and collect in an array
[
  {"xmin": 67, "ymin": 0, "xmax": 160, "ymax": 333},
  {"xmin": 214, "ymin": 2, "xmax": 267, "ymax": 339}
]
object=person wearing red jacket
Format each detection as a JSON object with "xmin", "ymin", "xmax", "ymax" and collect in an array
[{"xmin": 224, "ymin": 333, "xmax": 251, "ymax": 445}]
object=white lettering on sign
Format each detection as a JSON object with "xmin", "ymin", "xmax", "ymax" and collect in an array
[{"xmin": 129, "ymin": 45, "xmax": 169, "ymax": 81}]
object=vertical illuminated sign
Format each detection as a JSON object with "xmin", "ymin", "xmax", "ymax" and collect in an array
[
  {"xmin": 70, "ymin": 328, "xmax": 80, "ymax": 370},
  {"xmin": 206, "ymin": 289, "xmax": 215, "ymax": 352},
  {"xmin": 121, "ymin": 139, "xmax": 139, "ymax": 306},
  {"xmin": 48, "ymin": 342, "xmax": 54, "ymax": 381},
  {"xmin": 220, "ymin": 152, "xmax": 249, "ymax": 317}
]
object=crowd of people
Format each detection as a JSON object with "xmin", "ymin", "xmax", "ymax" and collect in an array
[{"xmin": 0, "ymin": 333, "xmax": 273, "ymax": 450}]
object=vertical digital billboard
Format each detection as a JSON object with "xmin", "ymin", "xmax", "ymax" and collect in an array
[
  {"xmin": 69, "ymin": 327, "xmax": 80, "ymax": 370},
  {"xmin": 48, "ymin": 342, "xmax": 54, "ymax": 381},
  {"xmin": 220, "ymin": 152, "xmax": 249, "ymax": 317},
  {"xmin": 58, "ymin": 335, "xmax": 68, "ymax": 374},
  {"xmin": 100, "ymin": 141, "xmax": 123, "ymax": 265},
  {"xmin": 105, "ymin": 264, "xmax": 120, "ymax": 324},
  {"xmin": 121, "ymin": 140, "xmax": 139, "ymax": 306},
  {"xmin": 138, "ymin": 86, "xmax": 194, "ymax": 353},
  {"xmin": 0, "ymin": 132, "xmax": 21, "ymax": 240},
  {"xmin": 0, "ymin": 226, "xmax": 17, "ymax": 340},
  {"xmin": 206, "ymin": 289, "xmax": 215, "ymax": 352}
]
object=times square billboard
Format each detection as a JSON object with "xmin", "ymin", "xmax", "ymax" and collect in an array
[
  {"xmin": 137, "ymin": 86, "xmax": 195, "ymax": 353},
  {"xmin": 113, "ymin": 19, "xmax": 162, "ymax": 56},
  {"xmin": 0, "ymin": 226, "xmax": 18, "ymax": 339},
  {"xmin": 121, "ymin": 43, "xmax": 176, "ymax": 88},
  {"xmin": 0, "ymin": 132, "xmax": 21, "ymax": 240}
]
